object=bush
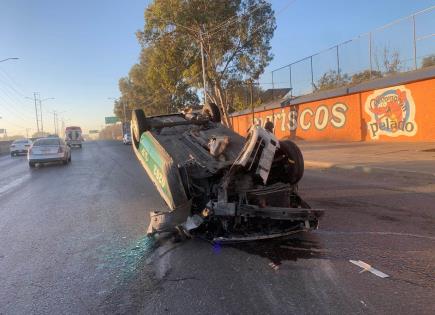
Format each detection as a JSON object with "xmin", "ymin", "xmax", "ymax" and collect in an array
[
  {"xmin": 315, "ymin": 70, "xmax": 349, "ymax": 91},
  {"xmin": 350, "ymin": 70, "xmax": 382, "ymax": 85},
  {"xmin": 421, "ymin": 55, "xmax": 435, "ymax": 68}
]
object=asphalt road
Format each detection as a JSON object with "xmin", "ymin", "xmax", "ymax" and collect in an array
[{"xmin": 0, "ymin": 141, "xmax": 434, "ymax": 314}]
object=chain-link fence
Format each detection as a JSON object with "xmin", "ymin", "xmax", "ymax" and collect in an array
[{"xmin": 268, "ymin": 6, "xmax": 435, "ymax": 98}]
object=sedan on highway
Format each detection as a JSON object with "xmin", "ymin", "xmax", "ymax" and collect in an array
[
  {"xmin": 28, "ymin": 137, "xmax": 71, "ymax": 167},
  {"xmin": 10, "ymin": 139, "xmax": 32, "ymax": 156},
  {"xmin": 123, "ymin": 132, "xmax": 131, "ymax": 145}
]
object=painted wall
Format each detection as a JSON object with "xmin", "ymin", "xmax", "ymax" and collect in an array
[{"xmin": 231, "ymin": 77, "xmax": 435, "ymax": 142}]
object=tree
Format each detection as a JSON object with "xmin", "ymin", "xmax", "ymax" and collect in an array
[
  {"xmin": 114, "ymin": 45, "xmax": 199, "ymax": 119},
  {"xmin": 374, "ymin": 46, "xmax": 401, "ymax": 74},
  {"xmin": 315, "ymin": 70, "xmax": 349, "ymax": 91},
  {"xmin": 138, "ymin": 0, "xmax": 276, "ymax": 126},
  {"xmin": 350, "ymin": 69, "xmax": 382, "ymax": 85},
  {"xmin": 99, "ymin": 124, "xmax": 123, "ymax": 140},
  {"xmin": 226, "ymin": 81, "xmax": 263, "ymax": 112},
  {"xmin": 421, "ymin": 54, "xmax": 435, "ymax": 68}
]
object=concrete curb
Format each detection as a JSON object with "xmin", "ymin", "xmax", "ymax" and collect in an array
[
  {"xmin": 305, "ymin": 161, "xmax": 335, "ymax": 169},
  {"xmin": 305, "ymin": 160, "xmax": 435, "ymax": 179}
]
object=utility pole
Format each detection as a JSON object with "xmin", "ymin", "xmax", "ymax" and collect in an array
[
  {"xmin": 38, "ymin": 96, "xmax": 55, "ymax": 135},
  {"xmin": 56, "ymin": 113, "xmax": 59, "ymax": 135},
  {"xmin": 26, "ymin": 128, "xmax": 31, "ymax": 138},
  {"xmin": 199, "ymin": 28, "xmax": 208, "ymax": 106},
  {"xmin": 39, "ymin": 97, "xmax": 44, "ymax": 134},
  {"xmin": 33, "ymin": 92, "xmax": 40, "ymax": 134},
  {"xmin": 53, "ymin": 111, "xmax": 57, "ymax": 134},
  {"xmin": 61, "ymin": 119, "xmax": 65, "ymax": 138}
]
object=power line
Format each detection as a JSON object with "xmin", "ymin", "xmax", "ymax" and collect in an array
[
  {"xmin": 0, "ymin": 94, "xmax": 34, "ymax": 125},
  {"xmin": 205, "ymin": 1, "xmax": 269, "ymax": 38},
  {"xmin": 0, "ymin": 86, "xmax": 35, "ymax": 120},
  {"xmin": 0, "ymin": 69, "xmax": 29, "ymax": 98}
]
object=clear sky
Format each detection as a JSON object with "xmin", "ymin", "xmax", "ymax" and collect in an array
[{"xmin": 0, "ymin": 0, "xmax": 433, "ymax": 135}]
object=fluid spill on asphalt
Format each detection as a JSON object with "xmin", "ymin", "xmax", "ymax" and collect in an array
[{"xmin": 228, "ymin": 232, "xmax": 325, "ymax": 265}]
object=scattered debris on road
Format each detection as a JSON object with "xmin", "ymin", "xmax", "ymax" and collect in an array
[{"xmin": 349, "ymin": 260, "xmax": 389, "ymax": 278}]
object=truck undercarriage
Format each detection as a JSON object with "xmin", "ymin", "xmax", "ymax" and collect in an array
[{"xmin": 131, "ymin": 105, "xmax": 323, "ymax": 243}]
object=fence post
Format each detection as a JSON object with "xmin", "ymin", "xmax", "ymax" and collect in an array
[
  {"xmin": 310, "ymin": 56, "xmax": 314, "ymax": 91},
  {"xmin": 413, "ymin": 14, "xmax": 417, "ymax": 70},
  {"xmin": 369, "ymin": 32, "xmax": 373, "ymax": 78}
]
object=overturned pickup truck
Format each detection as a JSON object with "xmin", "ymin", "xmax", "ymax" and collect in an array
[{"xmin": 131, "ymin": 104, "xmax": 323, "ymax": 242}]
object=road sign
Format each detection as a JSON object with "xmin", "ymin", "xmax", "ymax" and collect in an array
[
  {"xmin": 105, "ymin": 116, "xmax": 120, "ymax": 124},
  {"xmin": 89, "ymin": 130, "xmax": 99, "ymax": 134}
]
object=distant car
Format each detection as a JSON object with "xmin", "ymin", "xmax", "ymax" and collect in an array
[
  {"xmin": 10, "ymin": 139, "xmax": 32, "ymax": 156},
  {"xmin": 28, "ymin": 137, "xmax": 71, "ymax": 168},
  {"xmin": 123, "ymin": 133, "xmax": 131, "ymax": 145}
]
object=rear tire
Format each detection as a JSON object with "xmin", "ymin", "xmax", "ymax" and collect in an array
[
  {"xmin": 278, "ymin": 140, "xmax": 304, "ymax": 185},
  {"xmin": 131, "ymin": 109, "xmax": 148, "ymax": 145},
  {"xmin": 29, "ymin": 162, "xmax": 35, "ymax": 168},
  {"xmin": 11, "ymin": 152, "xmax": 14, "ymax": 157},
  {"xmin": 202, "ymin": 103, "xmax": 221, "ymax": 123}
]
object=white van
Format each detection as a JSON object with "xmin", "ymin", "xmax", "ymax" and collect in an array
[{"xmin": 65, "ymin": 126, "xmax": 83, "ymax": 148}]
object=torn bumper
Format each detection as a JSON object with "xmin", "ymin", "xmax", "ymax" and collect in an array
[{"xmin": 147, "ymin": 201, "xmax": 324, "ymax": 243}]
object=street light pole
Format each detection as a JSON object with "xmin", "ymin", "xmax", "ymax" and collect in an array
[
  {"xmin": 39, "ymin": 97, "xmax": 55, "ymax": 135},
  {"xmin": 39, "ymin": 98, "xmax": 44, "ymax": 134},
  {"xmin": 33, "ymin": 93, "xmax": 40, "ymax": 133},
  {"xmin": 52, "ymin": 111, "xmax": 57, "ymax": 134}
]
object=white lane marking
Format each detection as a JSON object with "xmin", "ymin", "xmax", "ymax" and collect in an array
[
  {"xmin": 349, "ymin": 260, "xmax": 389, "ymax": 278},
  {"xmin": 0, "ymin": 174, "xmax": 31, "ymax": 196},
  {"xmin": 317, "ymin": 230, "xmax": 435, "ymax": 241}
]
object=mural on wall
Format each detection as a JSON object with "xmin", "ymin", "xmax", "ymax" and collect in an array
[
  {"xmin": 365, "ymin": 85, "xmax": 417, "ymax": 139},
  {"xmin": 253, "ymin": 103, "xmax": 349, "ymax": 132}
]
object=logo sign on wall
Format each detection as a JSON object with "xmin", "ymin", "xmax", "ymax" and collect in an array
[
  {"xmin": 365, "ymin": 86, "xmax": 417, "ymax": 139},
  {"xmin": 253, "ymin": 103, "xmax": 348, "ymax": 132}
]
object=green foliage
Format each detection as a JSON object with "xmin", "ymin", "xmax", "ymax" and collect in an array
[
  {"xmin": 227, "ymin": 82, "xmax": 263, "ymax": 112},
  {"xmin": 114, "ymin": 42, "xmax": 200, "ymax": 119},
  {"xmin": 421, "ymin": 54, "xmax": 435, "ymax": 68},
  {"xmin": 133, "ymin": 0, "xmax": 276, "ymax": 126},
  {"xmin": 350, "ymin": 70, "xmax": 382, "ymax": 85},
  {"xmin": 314, "ymin": 68, "xmax": 384, "ymax": 92}
]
